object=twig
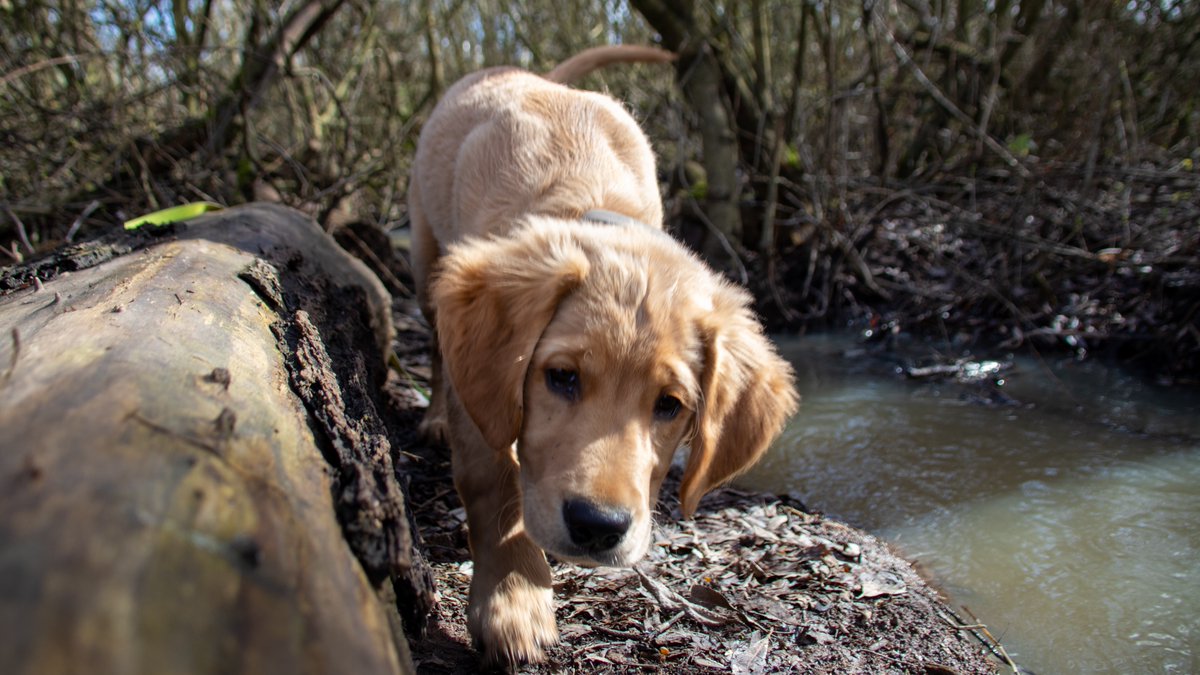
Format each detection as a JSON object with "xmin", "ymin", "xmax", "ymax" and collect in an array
[
  {"xmin": 652, "ymin": 610, "xmax": 688, "ymax": 638},
  {"xmin": 0, "ymin": 54, "xmax": 87, "ymax": 88},
  {"xmin": 943, "ymin": 607, "xmax": 1021, "ymax": 672},
  {"xmin": 570, "ymin": 639, "xmax": 636, "ymax": 659},
  {"xmin": 0, "ymin": 242, "xmax": 21, "ymax": 263},
  {"xmin": 65, "ymin": 200, "xmax": 102, "ymax": 243},
  {"xmin": 337, "ymin": 225, "xmax": 412, "ymax": 297},
  {"xmin": 828, "ymin": 217, "xmax": 892, "ymax": 301},
  {"xmin": 759, "ymin": 118, "xmax": 786, "ymax": 254},
  {"xmin": 687, "ymin": 197, "xmax": 749, "ymax": 287},
  {"xmin": 591, "ymin": 625, "xmax": 644, "ymax": 640},
  {"xmin": 869, "ymin": 9, "xmax": 1031, "ymax": 178},
  {"xmin": 4, "ymin": 204, "xmax": 35, "ymax": 255},
  {"xmin": 767, "ymin": 257, "xmax": 800, "ymax": 323}
]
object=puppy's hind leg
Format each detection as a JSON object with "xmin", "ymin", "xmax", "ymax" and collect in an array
[
  {"xmin": 417, "ymin": 335, "xmax": 450, "ymax": 446},
  {"xmin": 409, "ymin": 182, "xmax": 450, "ymax": 446},
  {"xmin": 448, "ymin": 389, "xmax": 558, "ymax": 665}
]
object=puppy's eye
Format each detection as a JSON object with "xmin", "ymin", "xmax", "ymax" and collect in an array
[
  {"xmin": 545, "ymin": 368, "xmax": 580, "ymax": 402},
  {"xmin": 654, "ymin": 394, "xmax": 682, "ymax": 421}
]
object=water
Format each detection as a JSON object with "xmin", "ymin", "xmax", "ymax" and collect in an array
[{"xmin": 737, "ymin": 335, "xmax": 1200, "ymax": 674}]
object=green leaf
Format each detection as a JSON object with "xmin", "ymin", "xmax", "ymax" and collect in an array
[
  {"xmin": 783, "ymin": 145, "xmax": 801, "ymax": 169},
  {"xmin": 1006, "ymin": 133, "xmax": 1035, "ymax": 157},
  {"xmin": 123, "ymin": 202, "xmax": 223, "ymax": 230}
]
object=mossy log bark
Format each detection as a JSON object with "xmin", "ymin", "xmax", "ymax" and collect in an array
[{"xmin": 0, "ymin": 204, "xmax": 426, "ymax": 675}]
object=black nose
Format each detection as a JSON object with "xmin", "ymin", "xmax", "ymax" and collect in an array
[{"xmin": 562, "ymin": 499, "xmax": 632, "ymax": 553}]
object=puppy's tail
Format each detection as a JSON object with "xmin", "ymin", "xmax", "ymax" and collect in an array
[{"xmin": 544, "ymin": 45, "xmax": 676, "ymax": 84}]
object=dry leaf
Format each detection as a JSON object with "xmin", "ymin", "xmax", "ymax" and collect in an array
[
  {"xmin": 859, "ymin": 571, "xmax": 908, "ymax": 598},
  {"xmin": 730, "ymin": 633, "xmax": 771, "ymax": 674}
]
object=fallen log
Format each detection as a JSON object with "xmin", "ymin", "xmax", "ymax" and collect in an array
[{"xmin": 0, "ymin": 203, "xmax": 429, "ymax": 674}]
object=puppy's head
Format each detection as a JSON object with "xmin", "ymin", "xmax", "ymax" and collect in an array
[{"xmin": 432, "ymin": 217, "xmax": 797, "ymax": 566}]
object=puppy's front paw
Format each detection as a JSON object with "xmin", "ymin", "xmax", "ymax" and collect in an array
[{"xmin": 469, "ymin": 573, "xmax": 558, "ymax": 665}]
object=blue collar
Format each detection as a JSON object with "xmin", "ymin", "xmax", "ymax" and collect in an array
[{"xmin": 581, "ymin": 209, "xmax": 650, "ymax": 229}]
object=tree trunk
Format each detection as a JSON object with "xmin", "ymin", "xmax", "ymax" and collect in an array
[
  {"xmin": 631, "ymin": 0, "xmax": 744, "ymax": 268},
  {"xmin": 685, "ymin": 45, "xmax": 745, "ymax": 265},
  {"xmin": 0, "ymin": 204, "xmax": 428, "ymax": 675}
]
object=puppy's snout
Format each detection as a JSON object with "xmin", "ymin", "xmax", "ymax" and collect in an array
[{"xmin": 562, "ymin": 499, "xmax": 632, "ymax": 553}]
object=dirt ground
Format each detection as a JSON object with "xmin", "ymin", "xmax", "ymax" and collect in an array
[{"xmin": 384, "ymin": 296, "xmax": 1010, "ymax": 674}]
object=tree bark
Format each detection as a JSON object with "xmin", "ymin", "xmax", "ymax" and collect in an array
[{"xmin": 0, "ymin": 204, "xmax": 426, "ymax": 675}]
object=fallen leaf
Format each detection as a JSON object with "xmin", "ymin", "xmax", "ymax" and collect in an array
[
  {"xmin": 730, "ymin": 633, "xmax": 771, "ymax": 674},
  {"xmin": 859, "ymin": 571, "xmax": 908, "ymax": 598},
  {"xmin": 798, "ymin": 628, "xmax": 836, "ymax": 645},
  {"xmin": 689, "ymin": 584, "xmax": 738, "ymax": 612}
]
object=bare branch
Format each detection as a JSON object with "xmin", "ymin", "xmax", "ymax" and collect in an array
[{"xmin": 869, "ymin": 6, "xmax": 1032, "ymax": 178}]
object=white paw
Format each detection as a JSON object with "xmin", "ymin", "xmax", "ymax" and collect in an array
[{"xmin": 468, "ymin": 572, "xmax": 558, "ymax": 665}]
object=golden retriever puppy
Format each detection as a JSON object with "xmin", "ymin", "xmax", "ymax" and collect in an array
[{"xmin": 408, "ymin": 45, "xmax": 799, "ymax": 664}]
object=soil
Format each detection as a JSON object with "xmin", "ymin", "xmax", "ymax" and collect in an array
[{"xmin": 383, "ymin": 296, "xmax": 1009, "ymax": 674}]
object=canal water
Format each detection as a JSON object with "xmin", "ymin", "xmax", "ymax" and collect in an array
[{"xmin": 738, "ymin": 335, "xmax": 1200, "ymax": 674}]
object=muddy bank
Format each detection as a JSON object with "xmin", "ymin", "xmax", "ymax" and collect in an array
[
  {"xmin": 746, "ymin": 161, "xmax": 1199, "ymax": 384},
  {"xmin": 385, "ymin": 297, "xmax": 1007, "ymax": 674}
]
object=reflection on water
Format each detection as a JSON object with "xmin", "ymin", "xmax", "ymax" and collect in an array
[{"xmin": 738, "ymin": 335, "xmax": 1200, "ymax": 674}]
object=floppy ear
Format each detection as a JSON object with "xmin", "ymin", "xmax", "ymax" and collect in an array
[
  {"xmin": 680, "ymin": 286, "xmax": 799, "ymax": 517},
  {"xmin": 431, "ymin": 228, "xmax": 589, "ymax": 451}
]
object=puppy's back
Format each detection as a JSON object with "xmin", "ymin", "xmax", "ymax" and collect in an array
[{"xmin": 412, "ymin": 67, "xmax": 661, "ymax": 245}]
